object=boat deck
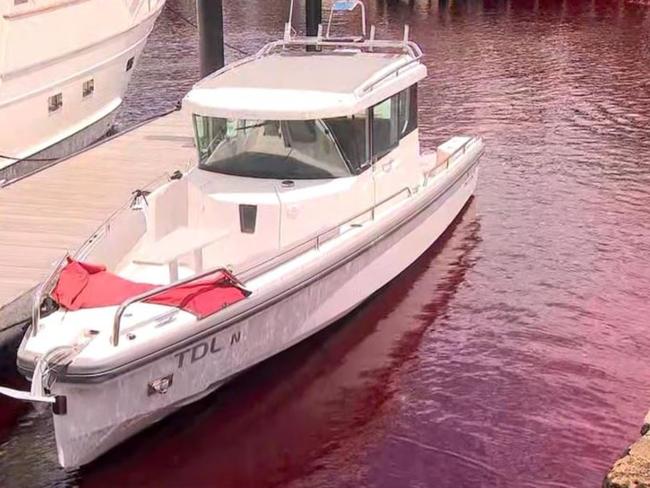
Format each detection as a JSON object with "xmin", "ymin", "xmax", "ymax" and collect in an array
[{"xmin": 0, "ymin": 109, "xmax": 195, "ymax": 310}]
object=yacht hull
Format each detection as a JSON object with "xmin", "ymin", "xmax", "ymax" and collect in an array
[
  {"xmin": 0, "ymin": 108, "xmax": 117, "ymax": 184},
  {"xmin": 0, "ymin": 0, "xmax": 165, "ymax": 183},
  {"xmin": 50, "ymin": 155, "xmax": 480, "ymax": 468}
]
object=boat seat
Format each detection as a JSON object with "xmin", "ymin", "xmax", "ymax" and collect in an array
[{"xmin": 132, "ymin": 227, "xmax": 228, "ymax": 281}]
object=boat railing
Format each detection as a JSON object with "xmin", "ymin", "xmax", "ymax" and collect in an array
[
  {"xmin": 259, "ymin": 33, "xmax": 423, "ymax": 61},
  {"xmin": 109, "ymin": 185, "xmax": 413, "ymax": 347},
  {"xmin": 236, "ymin": 186, "xmax": 413, "ymax": 282},
  {"xmin": 204, "ymin": 20, "xmax": 423, "ymax": 100},
  {"xmin": 36, "ymin": 139, "xmax": 481, "ymax": 343},
  {"xmin": 31, "ymin": 171, "xmax": 175, "ymax": 338},
  {"xmin": 111, "ymin": 267, "xmax": 242, "ymax": 347},
  {"xmin": 425, "ymin": 136, "xmax": 484, "ymax": 178}
]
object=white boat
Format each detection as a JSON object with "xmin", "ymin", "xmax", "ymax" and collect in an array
[
  {"xmin": 0, "ymin": 0, "xmax": 166, "ymax": 184},
  {"xmin": 0, "ymin": 1, "xmax": 484, "ymax": 469}
]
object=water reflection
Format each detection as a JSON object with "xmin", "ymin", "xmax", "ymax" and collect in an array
[
  {"xmin": 2, "ymin": 0, "xmax": 650, "ymax": 486},
  {"xmin": 78, "ymin": 201, "xmax": 480, "ymax": 488}
]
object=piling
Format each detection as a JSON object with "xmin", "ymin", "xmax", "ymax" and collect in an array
[
  {"xmin": 306, "ymin": 0, "xmax": 322, "ymax": 51},
  {"xmin": 197, "ymin": 0, "xmax": 225, "ymax": 77}
]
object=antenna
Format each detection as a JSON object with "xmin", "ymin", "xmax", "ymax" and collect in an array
[{"xmin": 287, "ymin": 0, "xmax": 297, "ymax": 35}]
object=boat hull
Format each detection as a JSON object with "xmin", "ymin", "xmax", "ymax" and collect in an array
[
  {"xmin": 50, "ymin": 156, "xmax": 480, "ymax": 468},
  {"xmin": 0, "ymin": 1, "xmax": 165, "ymax": 183},
  {"xmin": 0, "ymin": 108, "xmax": 117, "ymax": 184}
]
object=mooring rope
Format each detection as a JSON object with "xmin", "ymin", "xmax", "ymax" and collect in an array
[{"xmin": 164, "ymin": 3, "xmax": 253, "ymax": 57}]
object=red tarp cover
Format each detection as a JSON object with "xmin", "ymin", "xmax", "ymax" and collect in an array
[{"xmin": 51, "ymin": 258, "xmax": 248, "ymax": 319}]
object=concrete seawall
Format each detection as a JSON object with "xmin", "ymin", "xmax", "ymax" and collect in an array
[{"xmin": 605, "ymin": 411, "xmax": 650, "ymax": 487}]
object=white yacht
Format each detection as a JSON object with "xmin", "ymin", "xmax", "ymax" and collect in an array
[
  {"xmin": 0, "ymin": 0, "xmax": 166, "ymax": 184},
  {"xmin": 0, "ymin": 1, "xmax": 484, "ymax": 468}
]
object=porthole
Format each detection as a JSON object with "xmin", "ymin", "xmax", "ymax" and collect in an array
[
  {"xmin": 83, "ymin": 79, "xmax": 94, "ymax": 98},
  {"xmin": 48, "ymin": 93, "xmax": 63, "ymax": 113}
]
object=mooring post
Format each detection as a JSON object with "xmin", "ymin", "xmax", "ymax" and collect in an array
[
  {"xmin": 306, "ymin": 0, "xmax": 322, "ymax": 51},
  {"xmin": 197, "ymin": 0, "xmax": 225, "ymax": 78}
]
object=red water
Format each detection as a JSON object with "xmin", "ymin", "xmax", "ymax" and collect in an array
[{"xmin": 2, "ymin": 1, "xmax": 650, "ymax": 486}]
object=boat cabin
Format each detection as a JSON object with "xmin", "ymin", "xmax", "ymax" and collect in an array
[{"xmin": 146, "ymin": 38, "xmax": 430, "ymax": 279}]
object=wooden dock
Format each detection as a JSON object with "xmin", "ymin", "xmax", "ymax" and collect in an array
[{"xmin": 0, "ymin": 109, "xmax": 195, "ymax": 311}]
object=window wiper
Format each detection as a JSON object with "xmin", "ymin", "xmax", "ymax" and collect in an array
[{"xmin": 234, "ymin": 121, "xmax": 273, "ymax": 131}]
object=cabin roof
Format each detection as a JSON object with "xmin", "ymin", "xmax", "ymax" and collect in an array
[
  {"xmin": 198, "ymin": 52, "xmax": 405, "ymax": 93},
  {"xmin": 183, "ymin": 50, "xmax": 427, "ymax": 120}
]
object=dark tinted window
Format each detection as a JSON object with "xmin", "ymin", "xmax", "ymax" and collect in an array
[
  {"xmin": 371, "ymin": 94, "xmax": 400, "ymax": 160},
  {"xmin": 193, "ymin": 116, "xmax": 352, "ymax": 179},
  {"xmin": 398, "ymin": 84, "xmax": 418, "ymax": 138}
]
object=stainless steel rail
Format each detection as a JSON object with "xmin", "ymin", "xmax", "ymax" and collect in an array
[
  {"xmin": 111, "ymin": 267, "xmax": 238, "ymax": 347},
  {"xmin": 31, "ymin": 254, "xmax": 69, "ymax": 338},
  {"xmin": 109, "ymin": 185, "xmax": 413, "ymax": 347},
  {"xmin": 426, "ymin": 136, "xmax": 482, "ymax": 178},
  {"xmin": 259, "ymin": 37, "xmax": 422, "ymax": 60},
  {"xmin": 33, "ymin": 138, "xmax": 481, "ymax": 343},
  {"xmin": 203, "ymin": 29, "xmax": 424, "ymax": 101},
  {"xmin": 236, "ymin": 186, "xmax": 412, "ymax": 283},
  {"xmin": 31, "ymin": 172, "xmax": 173, "ymax": 338}
]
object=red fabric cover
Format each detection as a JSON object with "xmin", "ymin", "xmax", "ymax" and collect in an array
[
  {"xmin": 51, "ymin": 258, "xmax": 246, "ymax": 318},
  {"xmin": 146, "ymin": 277, "xmax": 247, "ymax": 319},
  {"xmin": 51, "ymin": 259, "xmax": 155, "ymax": 311}
]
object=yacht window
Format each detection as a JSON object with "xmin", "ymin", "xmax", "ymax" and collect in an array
[
  {"xmin": 48, "ymin": 93, "xmax": 63, "ymax": 113},
  {"xmin": 83, "ymin": 79, "xmax": 95, "ymax": 98},
  {"xmin": 371, "ymin": 94, "xmax": 400, "ymax": 160},
  {"xmin": 193, "ymin": 116, "xmax": 352, "ymax": 179},
  {"xmin": 398, "ymin": 85, "xmax": 418, "ymax": 138},
  {"xmin": 323, "ymin": 111, "xmax": 369, "ymax": 173}
]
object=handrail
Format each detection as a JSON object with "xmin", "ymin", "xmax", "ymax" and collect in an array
[
  {"xmin": 425, "ymin": 136, "xmax": 482, "ymax": 178},
  {"xmin": 31, "ymin": 254, "xmax": 69, "ymax": 337},
  {"xmin": 111, "ymin": 267, "xmax": 238, "ymax": 347},
  {"xmin": 210, "ymin": 30, "xmax": 423, "ymax": 83},
  {"xmin": 110, "ymin": 186, "xmax": 413, "ymax": 347},
  {"xmin": 354, "ymin": 50, "xmax": 423, "ymax": 96},
  {"xmin": 237, "ymin": 186, "xmax": 412, "ymax": 283},
  {"xmin": 75, "ymin": 171, "xmax": 171, "ymax": 261},
  {"xmin": 259, "ymin": 37, "xmax": 422, "ymax": 59},
  {"xmin": 34, "ymin": 139, "xmax": 481, "ymax": 343},
  {"xmin": 196, "ymin": 26, "xmax": 424, "ymax": 103},
  {"xmin": 31, "ymin": 171, "xmax": 173, "ymax": 338}
]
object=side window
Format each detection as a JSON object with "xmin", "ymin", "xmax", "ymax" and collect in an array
[
  {"xmin": 48, "ymin": 93, "xmax": 63, "ymax": 113},
  {"xmin": 371, "ymin": 94, "xmax": 399, "ymax": 160},
  {"xmin": 398, "ymin": 84, "xmax": 418, "ymax": 138}
]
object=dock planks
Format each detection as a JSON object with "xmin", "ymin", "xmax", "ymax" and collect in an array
[{"xmin": 0, "ymin": 109, "xmax": 195, "ymax": 309}]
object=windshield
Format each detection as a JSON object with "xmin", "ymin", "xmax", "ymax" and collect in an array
[{"xmin": 193, "ymin": 115, "xmax": 366, "ymax": 179}]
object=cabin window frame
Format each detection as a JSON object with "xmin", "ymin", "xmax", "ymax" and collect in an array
[
  {"xmin": 368, "ymin": 83, "xmax": 418, "ymax": 165},
  {"xmin": 370, "ymin": 94, "xmax": 400, "ymax": 161},
  {"xmin": 193, "ymin": 115, "xmax": 355, "ymax": 180},
  {"xmin": 322, "ymin": 110, "xmax": 371, "ymax": 175},
  {"xmin": 398, "ymin": 84, "xmax": 418, "ymax": 138}
]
